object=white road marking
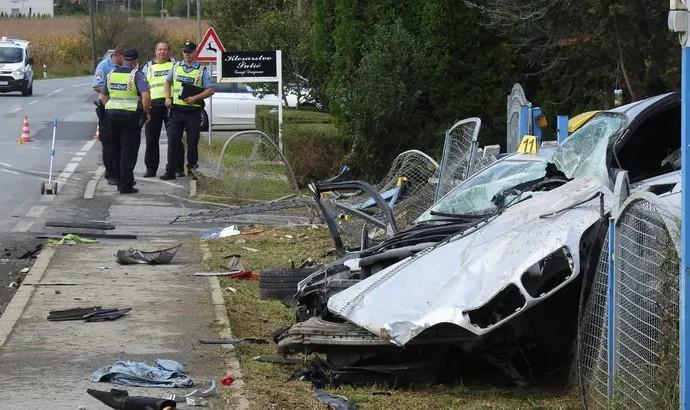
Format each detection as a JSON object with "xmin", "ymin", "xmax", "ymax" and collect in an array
[
  {"xmin": 28, "ymin": 100, "xmax": 37, "ymax": 105},
  {"xmin": 80, "ymin": 140, "xmax": 96, "ymax": 152},
  {"xmin": 75, "ymin": 151, "xmax": 86, "ymax": 156},
  {"xmin": 0, "ymin": 162, "xmax": 12, "ymax": 167},
  {"xmin": 70, "ymin": 156, "xmax": 83, "ymax": 163},
  {"xmin": 25, "ymin": 205, "xmax": 46, "ymax": 218},
  {"xmin": 63, "ymin": 162, "xmax": 78, "ymax": 174},
  {"xmin": 11, "ymin": 221, "xmax": 32, "ymax": 232},
  {"xmin": 40, "ymin": 195, "xmax": 56, "ymax": 202},
  {"xmin": 54, "ymin": 88, "xmax": 64, "ymax": 93},
  {"xmin": 1, "ymin": 169, "xmax": 19, "ymax": 175},
  {"xmin": 8, "ymin": 107, "xmax": 21, "ymax": 114}
]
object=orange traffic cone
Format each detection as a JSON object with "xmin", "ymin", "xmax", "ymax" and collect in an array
[
  {"xmin": 17, "ymin": 115, "xmax": 33, "ymax": 143},
  {"xmin": 93, "ymin": 124, "xmax": 100, "ymax": 141}
]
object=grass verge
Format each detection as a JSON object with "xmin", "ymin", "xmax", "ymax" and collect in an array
[{"xmin": 204, "ymin": 225, "xmax": 583, "ymax": 410}]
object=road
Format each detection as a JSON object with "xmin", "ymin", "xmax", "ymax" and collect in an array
[{"xmin": 0, "ymin": 76, "xmax": 98, "ymax": 232}]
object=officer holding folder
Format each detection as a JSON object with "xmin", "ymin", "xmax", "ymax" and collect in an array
[{"xmin": 161, "ymin": 41, "xmax": 214, "ymax": 180}]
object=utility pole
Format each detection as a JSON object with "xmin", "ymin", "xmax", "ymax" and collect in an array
[
  {"xmin": 140, "ymin": 0, "xmax": 143, "ymax": 18},
  {"xmin": 186, "ymin": 0, "xmax": 189, "ymax": 19},
  {"xmin": 88, "ymin": 0, "xmax": 97, "ymax": 67},
  {"xmin": 196, "ymin": 0, "xmax": 201, "ymax": 42},
  {"xmin": 127, "ymin": 0, "xmax": 130, "ymax": 16}
]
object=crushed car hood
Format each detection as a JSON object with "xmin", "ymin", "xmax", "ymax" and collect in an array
[{"xmin": 327, "ymin": 176, "xmax": 612, "ymax": 346}]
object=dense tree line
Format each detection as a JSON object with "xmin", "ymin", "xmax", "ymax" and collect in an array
[{"xmin": 210, "ymin": 0, "xmax": 681, "ymax": 178}]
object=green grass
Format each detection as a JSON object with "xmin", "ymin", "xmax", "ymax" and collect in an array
[
  {"xmin": 37, "ymin": 63, "xmax": 93, "ymax": 80},
  {"xmin": 203, "ymin": 226, "xmax": 583, "ymax": 410}
]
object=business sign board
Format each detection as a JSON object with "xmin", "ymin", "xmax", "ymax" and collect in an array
[
  {"xmin": 219, "ymin": 51, "xmax": 279, "ymax": 81},
  {"xmin": 217, "ymin": 50, "xmax": 284, "ymax": 150}
]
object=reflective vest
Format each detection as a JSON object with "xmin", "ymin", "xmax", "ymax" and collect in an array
[
  {"xmin": 146, "ymin": 59, "xmax": 173, "ymax": 101},
  {"xmin": 172, "ymin": 62, "xmax": 204, "ymax": 109},
  {"xmin": 105, "ymin": 67, "xmax": 139, "ymax": 112}
]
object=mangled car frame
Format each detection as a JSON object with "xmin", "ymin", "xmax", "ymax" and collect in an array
[{"xmin": 276, "ymin": 93, "xmax": 682, "ymax": 386}]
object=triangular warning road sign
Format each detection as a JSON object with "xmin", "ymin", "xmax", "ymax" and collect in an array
[{"xmin": 194, "ymin": 27, "xmax": 225, "ymax": 62}]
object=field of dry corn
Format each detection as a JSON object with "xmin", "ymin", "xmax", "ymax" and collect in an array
[{"xmin": 0, "ymin": 16, "xmax": 204, "ymax": 76}]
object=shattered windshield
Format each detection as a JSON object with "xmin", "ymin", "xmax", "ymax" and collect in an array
[
  {"xmin": 551, "ymin": 112, "xmax": 626, "ymax": 182},
  {"xmin": 417, "ymin": 157, "xmax": 548, "ymax": 220},
  {"xmin": 418, "ymin": 112, "xmax": 626, "ymax": 222}
]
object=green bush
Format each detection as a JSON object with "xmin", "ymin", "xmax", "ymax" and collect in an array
[
  {"xmin": 255, "ymin": 106, "xmax": 348, "ymax": 185},
  {"xmin": 256, "ymin": 106, "xmax": 334, "ymax": 141},
  {"xmin": 282, "ymin": 122, "xmax": 351, "ymax": 186}
]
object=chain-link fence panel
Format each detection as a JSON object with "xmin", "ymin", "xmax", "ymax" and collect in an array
[
  {"xmin": 579, "ymin": 230, "xmax": 610, "ymax": 409},
  {"xmin": 318, "ymin": 150, "xmax": 439, "ymax": 251},
  {"xmin": 434, "ymin": 118, "xmax": 481, "ymax": 202},
  {"xmin": 197, "ymin": 131, "xmax": 300, "ymax": 205},
  {"xmin": 578, "ymin": 195, "xmax": 680, "ymax": 410},
  {"xmin": 614, "ymin": 198, "xmax": 679, "ymax": 410}
]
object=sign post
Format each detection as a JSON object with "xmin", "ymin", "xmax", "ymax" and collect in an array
[
  {"xmin": 216, "ymin": 50, "xmax": 283, "ymax": 150},
  {"xmin": 668, "ymin": 2, "xmax": 690, "ymax": 408},
  {"xmin": 194, "ymin": 27, "xmax": 225, "ymax": 146}
]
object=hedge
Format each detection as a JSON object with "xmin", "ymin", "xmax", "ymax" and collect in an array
[{"xmin": 255, "ymin": 106, "xmax": 348, "ymax": 185}]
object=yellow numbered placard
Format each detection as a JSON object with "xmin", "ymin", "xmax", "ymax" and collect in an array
[{"xmin": 517, "ymin": 135, "xmax": 538, "ymax": 154}]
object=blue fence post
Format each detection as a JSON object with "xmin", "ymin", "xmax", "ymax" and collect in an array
[
  {"xmin": 556, "ymin": 115, "xmax": 569, "ymax": 143},
  {"xmin": 531, "ymin": 106, "xmax": 542, "ymax": 142},
  {"xmin": 607, "ymin": 217, "xmax": 616, "ymax": 401},
  {"xmin": 681, "ymin": 44, "xmax": 690, "ymax": 410},
  {"xmin": 518, "ymin": 105, "xmax": 530, "ymax": 150}
]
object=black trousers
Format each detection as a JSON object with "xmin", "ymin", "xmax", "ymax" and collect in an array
[
  {"xmin": 107, "ymin": 112, "xmax": 141, "ymax": 191},
  {"xmin": 96, "ymin": 104, "xmax": 114, "ymax": 179},
  {"xmin": 165, "ymin": 107, "xmax": 200, "ymax": 174},
  {"xmin": 144, "ymin": 105, "xmax": 168, "ymax": 173}
]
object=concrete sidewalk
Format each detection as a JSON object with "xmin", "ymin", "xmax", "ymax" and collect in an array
[
  {"xmin": 0, "ymin": 136, "xmax": 245, "ymax": 409},
  {"xmin": 0, "ymin": 238, "xmax": 240, "ymax": 409}
]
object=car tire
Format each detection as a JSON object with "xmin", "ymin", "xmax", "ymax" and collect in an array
[
  {"xmin": 200, "ymin": 109, "xmax": 209, "ymax": 132},
  {"xmin": 21, "ymin": 82, "xmax": 31, "ymax": 97},
  {"xmin": 259, "ymin": 267, "xmax": 321, "ymax": 306}
]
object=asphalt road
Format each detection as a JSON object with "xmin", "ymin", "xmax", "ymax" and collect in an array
[{"xmin": 0, "ymin": 76, "xmax": 98, "ymax": 232}]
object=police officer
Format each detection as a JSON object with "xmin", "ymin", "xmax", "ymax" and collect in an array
[
  {"xmin": 160, "ymin": 41, "xmax": 214, "ymax": 180},
  {"xmin": 92, "ymin": 44, "xmax": 125, "ymax": 185},
  {"xmin": 100, "ymin": 48, "xmax": 151, "ymax": 194},
  {"xmin": 142, "ymin": 42, "xmax": 179, "ymax": 178}
]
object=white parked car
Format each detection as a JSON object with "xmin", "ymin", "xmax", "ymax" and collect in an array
[
  {"xmin": 201, "ymin": 82, "xmax": 279, "ymax": 131},
  {"xmin": 201, "ymin": 81, "xmax": 316, "ymax": 131}
]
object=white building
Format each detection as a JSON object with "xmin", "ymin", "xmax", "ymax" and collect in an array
[{"xmin": 0, "ymin": 0, "xmax": 53, "ymax": 17}]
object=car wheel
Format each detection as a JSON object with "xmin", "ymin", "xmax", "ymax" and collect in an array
[
  {"xmin": 21, "ymin": 82, "xmax": 31, "ymax": 96},
  {"xmin": 200, "ymin": 110, "xmax": 209, "ymax": 132},
  {"xmin": 259, "ymin": 267, "xmax": 322, "ymax": 306},
  {"xmin": 27, "ymin": 82, "xmax": 33, "ymax": 96}
]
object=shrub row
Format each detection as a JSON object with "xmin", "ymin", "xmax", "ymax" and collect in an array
[{"xmin": 255, "ymin": 106, "xmax": 350, "ymax": 186}]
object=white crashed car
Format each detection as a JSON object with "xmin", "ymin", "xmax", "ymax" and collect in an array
[{"xmin": 279, "ymin": 92, "xmax": 681, "ymax": 386}]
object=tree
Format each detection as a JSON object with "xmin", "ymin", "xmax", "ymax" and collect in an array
[{"xmin": 313, "ymin": 0, "xmax": 519, "ymax": 177}]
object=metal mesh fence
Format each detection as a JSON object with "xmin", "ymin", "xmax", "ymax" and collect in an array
[
  {"xmin": 578, "ymin": 196, "xmax": 680, "ymax": 410},
  {"xmin": 434, "ymin": 118, "xmax": 481, "ymax": 201},
  {"xmin": 198, "ymin": 132, "xmax": 300, "ymax": 205},
  {"xmin": 579, "ymin": 230, "xmax": 610, "ymax": 409},
  {"xmin": 614, "ymin": 199, "xmax": 679, "ymax": 410},
  {"xmin": 319, "ymin": 149, "xmax": 439, "ymax": 250}
]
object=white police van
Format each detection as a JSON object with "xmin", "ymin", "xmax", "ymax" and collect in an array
[{"xmin": 0, "ymin": 37, "xmax": 33, "ymax": 96}]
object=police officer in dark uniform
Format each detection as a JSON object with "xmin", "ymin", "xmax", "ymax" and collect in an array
[
  {"xmin": 142, "ymin": 41, "xmax": 177, "ymax": 178},
  {"xmin": 160, "ymin": 41, "xmax": 214, "ymax": 180},
  {"xmin": 100, "ymin": 48, "xmax": 151, "ymax": 194},
  {"xmin": 92, "ymin": 44, "xmax": 125, "ymax": 185}
]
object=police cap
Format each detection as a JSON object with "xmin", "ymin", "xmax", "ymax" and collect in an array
[
  {"xmin": 123, "ymin": 48, "xmax": 139, "ymax": 61},
  {"xmin": 182, "ymin": 41, "xmax": 196, "ymax": 53}
]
